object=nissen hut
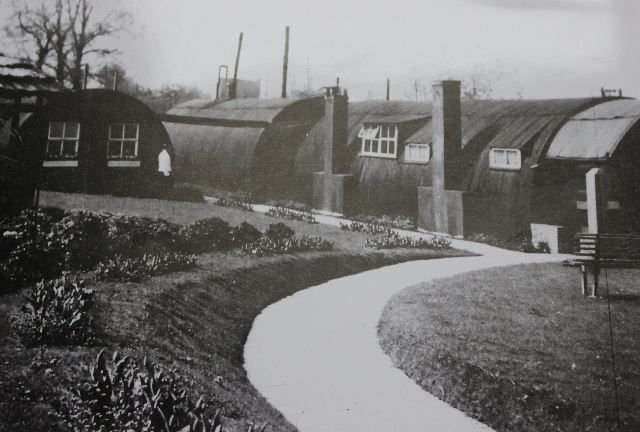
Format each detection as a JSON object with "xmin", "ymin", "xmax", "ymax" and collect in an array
[
  {"xmin": 19, "ymin": 89, "xmax": 175, "ymax": 196},
  {"xmin": 163, "ymin": 97, "xmax": 324, "ymax": 200}
]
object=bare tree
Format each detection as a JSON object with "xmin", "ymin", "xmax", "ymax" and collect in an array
[
  {"xmin": 4, "ymin": 1, "xmax": 56, "ymax": 70},
  {"xmin": 4, "ymin": 0, "xmax": 131, "ymax": 89},
  {"xmin": 66, "ymin": 0, "xmax": 131, "ymax": 90}
]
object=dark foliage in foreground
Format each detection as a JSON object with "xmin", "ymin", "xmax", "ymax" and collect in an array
[
  {"xmin": 12, "ymin": 275, "xmax": 94, "ymax": 347},
  {"xmin": 64, "ymin": 350, "xmax": 266, "ymax": 432}
]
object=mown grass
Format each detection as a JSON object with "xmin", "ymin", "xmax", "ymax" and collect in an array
[
  {"xmin": 378, "ymin": 262, "xmax": 640, "ymax": 432},
  {"xmin": 0, "ymin": 191, "xmax": 467, "ymax": 432}
]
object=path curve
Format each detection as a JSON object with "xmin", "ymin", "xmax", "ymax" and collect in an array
[{"xmin": 243, "ymin": 214, "xmax": 568, "ymax": 431}]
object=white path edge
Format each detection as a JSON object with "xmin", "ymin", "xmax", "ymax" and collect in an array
[{"xmin": 205, "ymin": 198, "xmax": 568, "ymax": 431}]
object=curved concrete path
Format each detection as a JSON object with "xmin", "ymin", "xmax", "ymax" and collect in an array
[{"xmin": 244, "ymin": 229, "xmax": 567, "ymax": 432}]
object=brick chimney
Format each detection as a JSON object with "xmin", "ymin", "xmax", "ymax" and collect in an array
[
  {"xmin": 323, "ymin": 86, "xmax": 349, "ymax": 175},
  {"xmin": 417, "ymin": 80, "xmax": 465, "ymax": 236},
  {"xmin": 312, "ymin": 86, "xmax": 353, "ymax": 214},
  {"xmin": 431, "ymin": 80, "xmax": 463, "ymax": 190}
]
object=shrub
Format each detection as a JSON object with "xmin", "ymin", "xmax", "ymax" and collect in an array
[
  {"xmin": 266, "ymin": 207, "xmax": 317, "ymax": 224},
  {"xmin": 215, "ymin": 197, "xmax": 254, "ymax": 212},
  {"xmin": 54, "ymin": 212, "xmax": 111, "ymax": 271},
  {"xmin": 106, "ymin": 215, "xmax": 183, "ymax": 256},
  {"xmin": 95, "ymin": 253, "xmax": 198, "ymax": 283},
  {"xmin": 265, "ymin": 223, "xmax": 295, "ymax": 242},
  {"xmin": 64, "ymin": 350, "xmax": 265, "ymax": 432},
  {"xmin": 230, "ymin": 222, "xmax": 262, "ymax": 246},
  {"xmin": 0, "ymin": 237, "xmax": 66, "ymax": 292},
  {"xmin": 181, "ymin": 217, "xmax": 232, "ymax": 253},
  {"xmin": 12, "ymin": 274, "xmax": 94, "ymax": 347},
  {"xmin": 365, "ymin": 233, "xmax": 451, "ymax": 250}
]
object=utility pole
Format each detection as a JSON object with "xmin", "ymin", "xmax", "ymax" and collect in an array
[
  {"xmin": 281, "ymin": 26, "xmax": 290, "ymax": 99},
  {"xmin": 112, "ymin": 71, "xmax": 118, "ymax": 91},
  {"xmin": 230, "ymin": 32, "xmax": 243, "ymax": 100}
]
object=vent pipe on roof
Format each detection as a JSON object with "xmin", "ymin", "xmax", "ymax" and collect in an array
[
  {"xmin": 386, "ymin": 78, "xmax": 390, "ymax": 101},
  {"xmin": 112, "ymin": 71, "xmax": 118, "ymax": 91},
  {"xmin": 216, "ymin": 65, "xmax": 228, "ymax": 100},
  {"xmin": 281, "ymin": 26, "xmax": 290, "ymax": 99},
  {"xmin": 82, "ymin": 64, "xmax": 89, "ymax": 90},
  {"xmin": 230, "ymin": 32, "xmax": 243, "ymax": 100}
]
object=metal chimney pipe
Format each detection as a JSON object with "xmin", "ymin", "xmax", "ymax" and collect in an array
[
  {"xmin": 230, "ymin": 32, "xmax": 243, "ymax": 99},
  {"xmin": 281, "ymin": 26, "xmax": 290, "ymax": 99}
]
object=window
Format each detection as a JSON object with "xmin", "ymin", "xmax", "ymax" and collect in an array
[
  {"xmin": 46, "ymin": 122, "xmax": 80, "ymax": 159},
  {"xmin": 359, "ymin": 124, "xmax": 398, "ymax": 158},
  {"xmin": 490, "ymin": 148, "xmax": 521, "ymax": 170},
  {"xmin": 108, "ymin": 123, "xmax": 139, "ymax": 159},
  {"xmin": 405, "ymin": 143, "xmax": 430, "ymax": 163}
]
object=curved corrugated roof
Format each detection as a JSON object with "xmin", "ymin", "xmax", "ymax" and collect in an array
[
  {"xmin": 297, "ymin": 97, "xmax": 605, "ymax": 213},
  {"xmin": 546, "ymin": 99, "xmax": 640, "ymax": 160},
  {"xmin": 167, "ymin": 97, "xmax": 319, "ymax": 123}
]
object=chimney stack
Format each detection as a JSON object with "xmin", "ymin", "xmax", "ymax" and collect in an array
[
  {"xmin": 323, "ymin": 86, "xmax": 349, "ymax": 175},
  {"xmin": 431, "ymin": 80, "xmax": 462, "ymax": 191}
]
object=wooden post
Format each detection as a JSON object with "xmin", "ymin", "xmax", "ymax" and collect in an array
[
  {"xmin": 581, "ymin": 265, "xmax": 588, "ymax": 296},
  {"xmin": 230, "ymin": 32, "xmax": 243, "ymax": 100},
  {"xmin": 281, "ymin": 26, "xmax": 290, "ymax": 99}
]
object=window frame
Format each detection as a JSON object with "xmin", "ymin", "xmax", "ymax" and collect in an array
[
  {"xmin": 46, "ymin": 122, "xmax": 80, "ymax": 160},
  {"xmin": 404, "ymin": 143, "xmax": 431, "ymax": 164},
  {"xmin": 107, "ymin": 123, "xmax": 140, "ymax": 160},
  {"xmin": 359, "ymin": 124, "xmax": 398, "ymax": 159},
  {"xmin": 489, "ymin": 148, "xmax": 521, "ymax": 171}
]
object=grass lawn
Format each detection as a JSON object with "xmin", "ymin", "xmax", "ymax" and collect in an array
[
  {"xmin": 379, "ymin": 262, "xmax": 640, "ymax": 432},
  {"xmin": 0, "ymin": 191, "xmax": 467, "ymax": 432}
]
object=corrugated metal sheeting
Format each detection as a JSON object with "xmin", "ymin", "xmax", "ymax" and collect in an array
[
  {"xmin": 165, "ymin": 97, "xmax": 325, "ymax": 195},
  {"xmin": 0, "ymin": 62, "xmax": 59, "ymax": 93},
  {"xmin": 546, "ymin": 99, "xmax": 640, "ymax": 160}
]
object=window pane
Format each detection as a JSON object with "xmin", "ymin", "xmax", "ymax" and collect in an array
[
  {"xmin": 108, "ymin": 140, "xmax": 122, "ymax": 158},
  {"xmin": 389, "ymin": 142, "xmax": 395, "ymax": 154},
  {"xmin": 372, "ymin": 141, "xmax": 378, "ymax": 153},
  {"xmin": 49, "ymin": 123, "xmax": 64, "ymax": 138},
  {"xmin": 61, "ymin": 140, "xmax": 77, "ymax": 158},
  {"xmin": 110, "ymin": 124, "xmax": 124, "ymax": 139},
  {"xmin": 381, "ymin": 141, "xmax": 388, "ymax": 153},
  {"xmin": 493, "ymin": 150, "xmax": 506, "ymax": 165},
  {"xmin": 122, "ymin": 141, "xmax": 137, "ymax": 158},
  {"xmin": 507, "ymin": 150, "xmax": 519, "ymax": 166},
  {"xmin": 364, "ymin": 140, "xmax": 371, "ymax": 152},
  {"xmin": 46, "ymin": 140, "xmax": 62, "ymax": 157},
  {"xmin": 124, "ymin": 124, "xmax": 138, "ymax": 139},
  {"xmin": 64, "ymin": 122, "xmax": 79, "ymax": 138}
]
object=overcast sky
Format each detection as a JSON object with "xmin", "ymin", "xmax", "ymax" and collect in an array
[{"xmin": 1, "ymin": 0, "xmax": 638, "ymax": 101}]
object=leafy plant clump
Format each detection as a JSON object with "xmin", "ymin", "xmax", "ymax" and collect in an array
[
  {"xmin": 215, "ymin": 197, "xmax": 254, "ymax": 212},
  {"xmin": 12, "ymin": 274, "xmax": 94, "ymax": 347},
  {"xmin": 95, "ymin": 252, "xmax": 198, "ymax": 283},
  {"xmin": 266, "ymin": 207, "xmax": 317, "ymax": 224},
  {"xmin": 64, "ymin": 350, "xmax": 265, "ymax": 432},
  {"xmin": 350, "ymin": 214, "xmax": 417, "ymax": 231},
  {"xmin": 181, "ymin": 217, "xmax": 232, "ymax": 253},
  {"xmin": 340, "ymin": 221, "xmax": 393, "ymax": 236},
  {"xmin": 230, "ymin": 222, "xmax": 263, "ymax": 245},
  {"xmin": 242, "ymin": 223, "xmax": 333, "ymax": 257},
  {"xmin": 365, "ymin": 233, "xmax": 451, "ymax": 250}
]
